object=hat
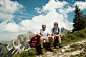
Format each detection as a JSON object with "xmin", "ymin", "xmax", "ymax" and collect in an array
[{"xmin": 42, "ymin": 24, "xmax": 46, "ymax": 26}]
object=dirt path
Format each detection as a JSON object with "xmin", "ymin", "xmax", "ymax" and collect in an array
[{"xmin": 36, "ymin": 39, "xmax": 86, "ymax": 57}]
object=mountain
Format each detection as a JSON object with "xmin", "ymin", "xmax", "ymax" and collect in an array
[
  {"xmin": 0, "ymin": 43, "xmax": 7, "ymax": 57},
  {"xmin": 6, "ymin": 31, "xmax": 35, "ymax": 57},
  {"xmin": 0, "ymin": 27, "xmax": 71, "ymax": 57},
  {"xmin": 61, "ymin": 27, "xmax": 72, "ymax": 36},
  {"xmin": 13, "ymin": 27, "xmax": 86, "ymax": 57}
]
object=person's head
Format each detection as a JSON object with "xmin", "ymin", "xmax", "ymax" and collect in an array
[
  {"xmin": 54, "ymin": 22, "xmax": 58, "ymax": 28},
  {"xmin": 42, "ymin": 24, "xmax": 46, "ymax": 29}
]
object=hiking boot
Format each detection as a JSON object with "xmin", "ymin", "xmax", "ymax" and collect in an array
[
  {"xmin": 41, "ymin": 48, "xmax": 44, "ymax": 54},
  {"xmin": 50, "ymin": 46, "xmax": 54, "ymax": 52},
  {"xmin": 59, "ymin": 43, "xmax": 63, "ymax": 48}
]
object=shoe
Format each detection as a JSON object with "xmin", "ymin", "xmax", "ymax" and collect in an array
[
  {"xmin": 50, "ymin": 46, "xmax": 54, "ymax": 52},
  {"xmin": 41, "ymin": 48, "xmax": 44, "ymax": 54},
  {"xmin": 59, "ymin": 43, "xmax": 63, "ymax": 48},
  {"xmin": 59, "ymin": 45, "xmax": 63, "ymax": 48}
]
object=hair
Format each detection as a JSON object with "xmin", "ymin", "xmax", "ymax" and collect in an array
[{"xmin": 54, "ymin": 22, "xmax": 58, "ymax": 25}]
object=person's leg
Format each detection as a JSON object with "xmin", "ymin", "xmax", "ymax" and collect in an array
[
  {"xmin": 56, "ymin": 36, "xmax": 63, "ymax": 48},
  {"xmin": 50, "ymin": 36, "xmax": 54, "ymax": 46},
  {"xmin": 49, "ymin": 36, "xmax": 54, "ymax": 51},
  {"xmin": 57, "ymin": 36, "xmax": 61, "ymax": 43},
  {"xmin": 40, "ymin": 36, "xmax": 44, "ymax": 54},
  {"xmin": 40, "ymin": 36, "xmax": 44, "ymax": 48}
]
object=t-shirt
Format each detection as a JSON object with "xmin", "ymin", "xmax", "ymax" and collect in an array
[
  {"xmin": 40, "ymin": 29, "xmax": 50, "ymax": 38},
  {"xmin": 51, "ymin": 27, "xmax": 61, "ymax": 35}
]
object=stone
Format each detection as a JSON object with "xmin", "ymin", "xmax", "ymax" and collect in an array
[{"xmin": 61, "ymin": 49, "xmax": 65, "ymax": 52}]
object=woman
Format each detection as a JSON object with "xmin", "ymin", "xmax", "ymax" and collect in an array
[{"xmin": 52, "ymin": 22, "xmax": 63, "ymax": 48}]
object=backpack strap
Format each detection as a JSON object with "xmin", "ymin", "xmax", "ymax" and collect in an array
[
  {"xmin": 58, "ymin": 27, "xmax": 60, "ymax": 32},
  {"xmin": 53, "ymin": 27, "xmax": 54, "ymax": 32},
  {"xmin": 53, "ymin": 27, "xmax": 60, "ymax": 33}
]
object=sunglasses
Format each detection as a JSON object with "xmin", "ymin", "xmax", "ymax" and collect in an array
[{"xmin": 54, "ymin": 24, "xmax": 58, "ymax": 25}]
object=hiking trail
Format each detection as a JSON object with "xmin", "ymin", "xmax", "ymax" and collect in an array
[{"xmin": 36, "ymin": 39, "xmax": 86, "ymax": 57}]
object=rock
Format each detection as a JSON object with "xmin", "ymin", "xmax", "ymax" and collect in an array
[
  {"xmin": 58, "ymin": 52, "xmax": 62, "ymax": 55},
  {"xmin": 6, "ymin": 31, "xmax": 35, "ymax": 56},
  {"xmin": 63, "ymin": 46, "xmax": 70, "ymax": 49},
  {"xmin": 61, "ymin": 27, "xmax": 72, "ymax": 36},
  {"xmin": 61, "ymin": 49, "xmax": 65, "ymax": 52},
  {"xmin": 0, "ymin": 43, "xmax": 7, "ymax": 57}
]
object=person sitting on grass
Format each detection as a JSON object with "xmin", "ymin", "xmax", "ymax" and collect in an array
[
  {"xmin": 37, "ymin": 24, "xmax": 54, "ymax": 54},
  {"xmin": 52, "ymin": 22, "xmax": 63, "ymax": 48}
]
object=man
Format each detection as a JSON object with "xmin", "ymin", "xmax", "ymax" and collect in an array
[
  {"xmin": 52, "ymin": 22, "xmax": 63, "ymax": 48},
  {"xmin": 37, "ymin": 24, "xmax": 54, "ymax": 54}
]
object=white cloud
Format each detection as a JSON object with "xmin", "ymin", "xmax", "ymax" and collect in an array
[
  {"xmin": 0, "ymin": 0, "xmax": 25, "ymax": 32},
  {"xmin": 0, "ymin": 22, "xmax": 23, "ymax": 32},
  {"xmin": 35, "ymin": 7, "xmax": 42, "ymax": 13},
  {"xmin": 20, "ymin": 0, "xmax": 74, "ymax": 33},
  {"xmin": 73, "ymin": 1, "xmax": 86, "ymax": 10},
  {"xmin": 0, "ymin": 32, "xmax": 26, "ymax": 41},
  {"xmin": 1, "ymin": 0, "xmax": 86, "ymax": 42},
  {"xmin": 0, "ymin": 0, "xmax": 23, "ymax": 14},
  {"xmin": 0, "ymin": 0, "xmax": 24, "ymax": 21}
]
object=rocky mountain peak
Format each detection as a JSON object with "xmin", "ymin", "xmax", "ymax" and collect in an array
[{"xmin": 6, "ymin": 31, "xmax": 35, "ymax": 57}]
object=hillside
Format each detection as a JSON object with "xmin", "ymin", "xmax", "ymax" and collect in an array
[
  {"xmin": 0, "ymin": 27, "xmax": 73, "ymax": 57},
  {"xmin": 13, "ymin": 27, "xmax": 86, "ymax": 57}
]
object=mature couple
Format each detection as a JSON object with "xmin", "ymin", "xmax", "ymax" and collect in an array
[{"xmin": 37, "ymin": 22, "xmax": 63, "ymax": 54}]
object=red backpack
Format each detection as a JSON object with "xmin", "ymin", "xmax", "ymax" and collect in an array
[{"xmin": 28, "ymin": 35, "xmax": 40, "ymax": 47}]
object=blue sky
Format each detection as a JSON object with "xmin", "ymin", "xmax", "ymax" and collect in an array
[{"xmin": 0, "ymin": 0, "xmax": 86, "ymax": 43}]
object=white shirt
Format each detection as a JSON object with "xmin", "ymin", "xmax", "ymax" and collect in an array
[{"xmin": 40, "ymin": 28, "xmax": 50, "ymax": 38}]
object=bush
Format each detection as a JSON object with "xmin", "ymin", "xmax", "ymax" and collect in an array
[
  {"xmin": 29, "ymin": 48, "xmax": 37, "ymax": 55},
  {"xmin": 13, "ymin": 28, "xmax": 86, "ymax": 57},
  {"xmin": 20, "ymin": 51, "xmax": 29, "ymax": 57},
  {"xmin": 12, "ymin": 54, "xmax": 20, "ymax": 57},
  {"xmin": 74, "ymin": 30, "xmax": 85, "ymax": 38}
]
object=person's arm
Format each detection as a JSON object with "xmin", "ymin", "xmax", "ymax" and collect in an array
[
  {"xmin": 36, "ymin": 32, "xmax": 42, "ymax": 37},
  {"xmin": 52, "ymin": 31, "xmax": 56, "ymax": 36},
  {"xmin": 51, "ymin": 28, "xmax": 56, "ymax": 36},
  {"xmin": 58, "ymin": 31, "xmax": 61, "ymax": 36},
  {"xmin": 48, "ymin": 34, "xmax": 52, "ymax": 37}
]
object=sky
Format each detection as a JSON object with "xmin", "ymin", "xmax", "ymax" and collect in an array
[{"xmin": 0, "ymin": 0, "xmax": 86, "ymax": 43}]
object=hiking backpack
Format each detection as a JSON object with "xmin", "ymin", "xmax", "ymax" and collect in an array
[{"xmin": 28, "ymin": 35, "xmax": 40, "ymax": 48}]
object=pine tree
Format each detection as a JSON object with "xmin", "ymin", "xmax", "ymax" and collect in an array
[{"xmin": 73, "ymin": 4, "xmax": 83, "ymax": 32}]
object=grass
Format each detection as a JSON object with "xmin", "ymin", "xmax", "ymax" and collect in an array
[{"xmin": 13, "ymin": 27, "xmax": 86, "ymax": 57}]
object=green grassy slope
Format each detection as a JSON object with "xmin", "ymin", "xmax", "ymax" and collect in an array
[{"xmin": 13, "ymin": 27, "xmax": 86, "ymax": 57}]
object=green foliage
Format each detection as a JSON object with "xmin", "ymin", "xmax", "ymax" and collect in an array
[
  {"xmin": 84, "ymin": 49, "xmax": 86, "ymax": 52},
  {"xmin": 73, "ymin": 4, "xmax": 86, "ymax": 32},
  {"xmin": 29, "ymin": 48, "xmax": 37, "ymax": 55},
  {"xmin": 71, "ymin": 47, "xmax": 78, "ymax": 51},
  {"xmin": 12, "ymin": 54, "xmax": 20, "ymax": 57},
  {"xmin": 78, "ymin": 54, "xmax": 83, "ymax": 57},
  {"xmin": 20, "ymin": 51, "xmax": 29, "ymax": 57},
  {"xmin": 61, "ymin": 27, "xmax": 86, "ymax": 46},
  {"xmin": 13, "ymin": 48, "xmax": 37, "ymax": 57},
  {"xmin": 13, "ymin": 28, "xmax": 86, "ymax": 57}
]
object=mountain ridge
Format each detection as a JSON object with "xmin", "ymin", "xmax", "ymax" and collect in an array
[{"xmin": 0, "ymin": 27, "xmax": 72, "ymax": 57}]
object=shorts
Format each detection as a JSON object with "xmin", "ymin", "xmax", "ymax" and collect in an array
[{"xmin": 43, "ymin": 37, "xmax": 49, "ymax": 43}]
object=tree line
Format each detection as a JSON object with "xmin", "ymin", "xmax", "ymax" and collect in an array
[{"xmin": 73, "ymin": 4, "xmax": 86, "ymax": 32}]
